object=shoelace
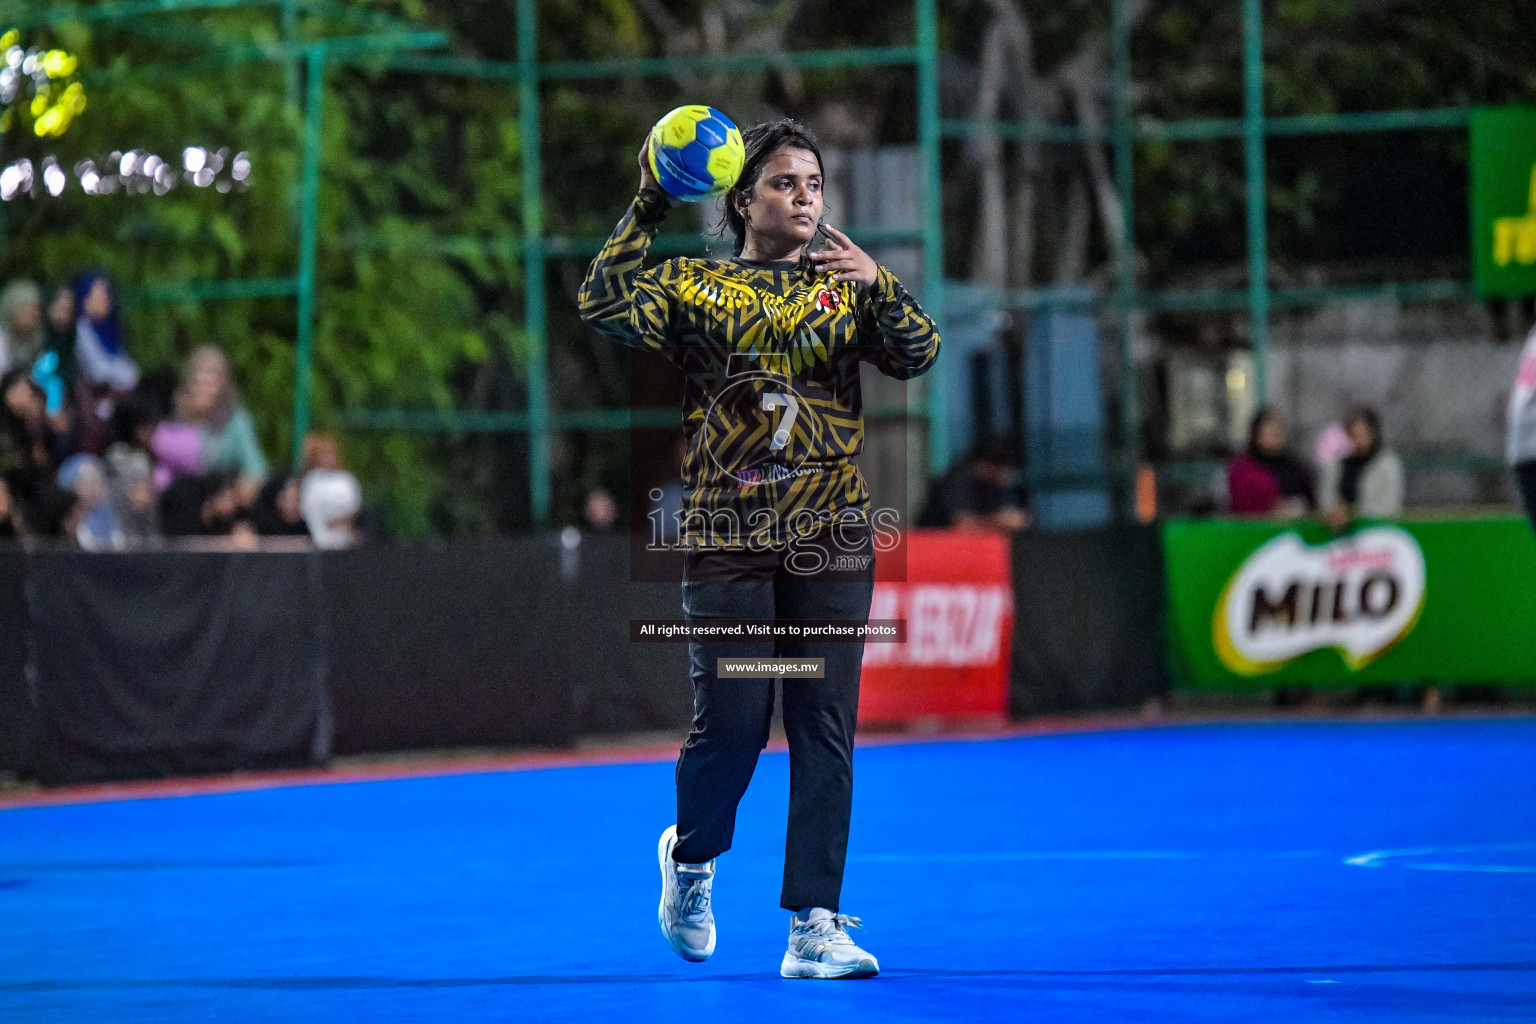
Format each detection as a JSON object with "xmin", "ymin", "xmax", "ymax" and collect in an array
[
  {"xmin": 802, "ymin": 914, "xmax": 864, "ymax": 945},
  {"xmin": 677, "ymin": 875, "xmax": 711, "ymax": 920}
]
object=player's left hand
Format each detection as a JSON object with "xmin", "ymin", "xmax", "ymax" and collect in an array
[{"xmin": 810, "ymin": 224, "xmax": 878, "ymax": 289}]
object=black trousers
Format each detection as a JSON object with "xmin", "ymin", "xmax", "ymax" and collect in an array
[{"xmin": 671, "ymin": 526, "xmax": 875, "ymax": 912}]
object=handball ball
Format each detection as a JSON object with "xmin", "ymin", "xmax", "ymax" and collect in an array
[{"xmin": 646, "ymin": 105, "xmax": 744, "ymax": 203}]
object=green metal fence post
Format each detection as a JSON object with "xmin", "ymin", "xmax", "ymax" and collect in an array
[
  {"xmin": 517, "ymin": 0, "xmax": 551, "ymax": 528},
  {"xmin": 290, "ymin": 43, "xmax": 325, "ymax": 466},
  {"xmin": 1111, "ymin": 0, "xmax": 1138, "ymax": 519},
  {"xmin": 281, "ymin": 0, "xmax": 298, "ymax": 106},
  {"xmin": 916, "ymin": 0, "xmax": 947, "ymax": 476},
  {"xmin": 1243, "ymin": 0, "xmax": 1269, "ymax": 401}
]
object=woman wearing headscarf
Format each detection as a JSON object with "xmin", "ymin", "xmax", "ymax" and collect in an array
[
  {"xmin": 1227, "ymin": 408, "xmax": 1315, "ymax": 517},
  {"xmin": 1320, "ymin": 406, "xmax": 1404, "ymax": 529},
  {"xmin": 0, "ymin": 280, "xmax": 45, "ymax": 375},
  {"xmin": 176, "ymin": 345, "xmax": 268, "ymax": 489},
  {"xmin": 58, "ymin": 453, "xmax": 124, "ymax": 550},
  {"xmin": 72, "ymin": 270, "xmax": 140, "ymax": 392},
  {"xmin": 103, "ymin": 443, "xmax": 159, "ymax": 547}
]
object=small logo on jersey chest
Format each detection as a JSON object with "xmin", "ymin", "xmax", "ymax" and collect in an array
[{"xmin": 815, "ymin": 287, "xmax": 841, "ymax": 312}]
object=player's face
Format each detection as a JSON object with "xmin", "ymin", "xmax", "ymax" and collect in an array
[{"xmin": 738, "ymin": 147, "xmax": 822, "ymax": 254}]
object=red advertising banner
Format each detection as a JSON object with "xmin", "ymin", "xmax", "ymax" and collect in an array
[{"xmin": 858, "ymin": 530, "xmax": 1014, "ymax": 725}]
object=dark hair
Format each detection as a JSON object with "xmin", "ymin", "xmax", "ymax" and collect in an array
[
  {"xmin": 970, "ymin": 434, "xmax": 1019, "ymax": 468},
  {"xmin": 722, "ymin": 118, "xmax": 825, "ymax": 257},
  {"xmin": 134, "ymin": 367, "xmax": 180, "ymax": 420},
  {"xmin": 159, "ymin": 470, "xmax": 241, "ymax": 536},
  {"xmin": 251, "ymin": 473, "xmax": 309, "ymax": 536},
  {"xmin": 112, "ymin": 389, "xmax": 164, "ymax": 448},
  {"xmin": 1344, "ymin": 406, "xmax": 1381, "ymax": 444},
  {"xmin": 19, "ymin": 479, "xmax": 78, "ymax": 539}
]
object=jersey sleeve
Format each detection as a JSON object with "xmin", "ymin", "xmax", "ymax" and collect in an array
[
  {"xmin": 577, "ymin": 188, "xmax": 675, "ymax": 352},
  {"xmin": 854, "ymin": 264, "xmax": 940, "ymax": 380}
]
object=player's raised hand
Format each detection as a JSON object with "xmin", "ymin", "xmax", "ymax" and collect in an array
[
  {"xmin": 637, "ymin": 139, "xmax": 672, "ymax": 204},
  {"xmin": 810, "ymin": 224, "xmax": 877, "ymax": 288}
]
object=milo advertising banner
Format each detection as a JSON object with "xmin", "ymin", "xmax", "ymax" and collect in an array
[
  {"xmin": 1164, "ymin": 518, "xmax": 1536, "ymax": 688},
  {"xmin": 1471, "ymin": 106, "xmax": 1536, "ymax": 298}
]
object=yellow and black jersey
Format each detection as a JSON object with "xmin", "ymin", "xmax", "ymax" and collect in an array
[{"xmin": 578, "ymin": 187, "xmax": 940, "ymax": 548}]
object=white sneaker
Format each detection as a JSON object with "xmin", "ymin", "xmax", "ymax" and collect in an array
[
  {"xmin": 657, "ymin": 825, "xmax": 715, "ymax": 962},
  {"xmin": 780, "ymin": 912, "xmax": 880, "ymax": 979}
]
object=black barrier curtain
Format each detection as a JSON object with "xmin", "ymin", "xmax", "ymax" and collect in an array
[
  {"xmin": 322, "ymin": 539, "xmax": 579, "ymax": 753},
  {"xmin": 0, "ymin": 527, "xmax": 1175, "ymax": 786},
  {"xmin": 1, "ymin": 538, "xmax": 692, "ymax": 783},
  {"xmin": 0, "ymin": 550, "xmax": 30, "ymax": 776},
  {"xmin": 1011, "ymin": 526, "xmax": 1171, "ymax": 715},
  {"xmin": 581, "ymin": 538, "xmax": 693, "ymax": 737},
  {"xmin": 319, "ymin": 535, "xmax": 692, "ymax": 754},
  {"xmin": 24, "ymin": 550, "xmax": 331, "ymax": 785}
]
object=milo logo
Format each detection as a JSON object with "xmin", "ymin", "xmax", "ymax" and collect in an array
[{"xmin": 1214, "ymin": 527, "xmax": 1427, "ymax": 675}]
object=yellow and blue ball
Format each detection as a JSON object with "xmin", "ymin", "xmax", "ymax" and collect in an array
[{"xmin": 646, "ymin": 105, "xmax": 745, "ymax": 203}]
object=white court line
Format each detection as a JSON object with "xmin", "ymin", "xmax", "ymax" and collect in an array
[
  {"xmin": 1344, "ymin": 842, "xmax": 1536, "ymax": 873},
  {"xmin": 1408, "ymin": 863, "xmax": 1536, "ymax": 874},
  {"xmin": 852, "ymin": 850, "xmax": 1329, "ymax": 863}
]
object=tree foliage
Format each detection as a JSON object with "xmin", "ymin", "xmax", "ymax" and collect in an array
[
  {"xmin": 949, "ymin": 0, "xmax": 1536, "ymax": 292},
  {"xmin": 0, "ymin": 1, "xmax": 523, "ymax": 535}
]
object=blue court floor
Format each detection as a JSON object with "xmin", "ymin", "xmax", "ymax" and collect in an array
[{"xmin": 3, "ymin": 718, "xmax": 1534, "ymax": 1022}]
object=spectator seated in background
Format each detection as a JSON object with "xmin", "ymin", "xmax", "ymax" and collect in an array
[
  {"xmin": 918, "ymin": 436, "xmax": 1033, "ymax": 533},
  {"xmin": 0, "ymin": 280, "xmax": 45, "ymax": 376},
  {"xmin": 103, "ymin": 371, "xmax": 202, "ymax": 493},
  {"xmin": 41, "ymin": 281, "xmax": 77, "ymax": 379},
  {"xmin": 30, "ymin": 282, "xmax": 78, "ymax": 426},
  {"xmin": 176, "ymin": 346, "xmax": 268, "ymax": 498},
  {"xmin": 58, "ymin": 454, "xmax": 123, "ymax": 551},
  {"xmin": 299, "ymin": 433, "xmax": 361, "ymax": 549},
  {"xmin": 5, "ymin": 466, "xmax": 81, "ymax": 543},
  {"xmin": 1320, "ymin": 406, "xmax": 1404, "ymax": 530},
  {"xmin": 104, "ymin": 445, "xmax": 158, "ymax": 547},
  {"xmin": 583, "ymin": 486, "xmax": 618, "ymax": 531},
  {"xmin": 106, "ymin": 389, "xmax": 163, "ymax": 484},
  {"xmin": 159, "ymin": 470, "xmax": 252, "ymax": 544},
  {"xmin": 151, "ymin": 410, "xmax": 203, "ymax": 492},
  {"xmin": 72, "ymin": 270, "xmax": 139, "ymax": 394},
  {"xmin": 251, "ymin": 474, "xmax": 310, "ymax": 539},
  {"xmin": 0, "ymin": 369, "xmax": 66, "ymax": 477},
  {"xmin": 1227, "ymin": 407, "xmax": 1315, "ymax": 517},
  {"xmin": 72, "ymin": 270, "xmax": 142, "ymax": 455}
]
